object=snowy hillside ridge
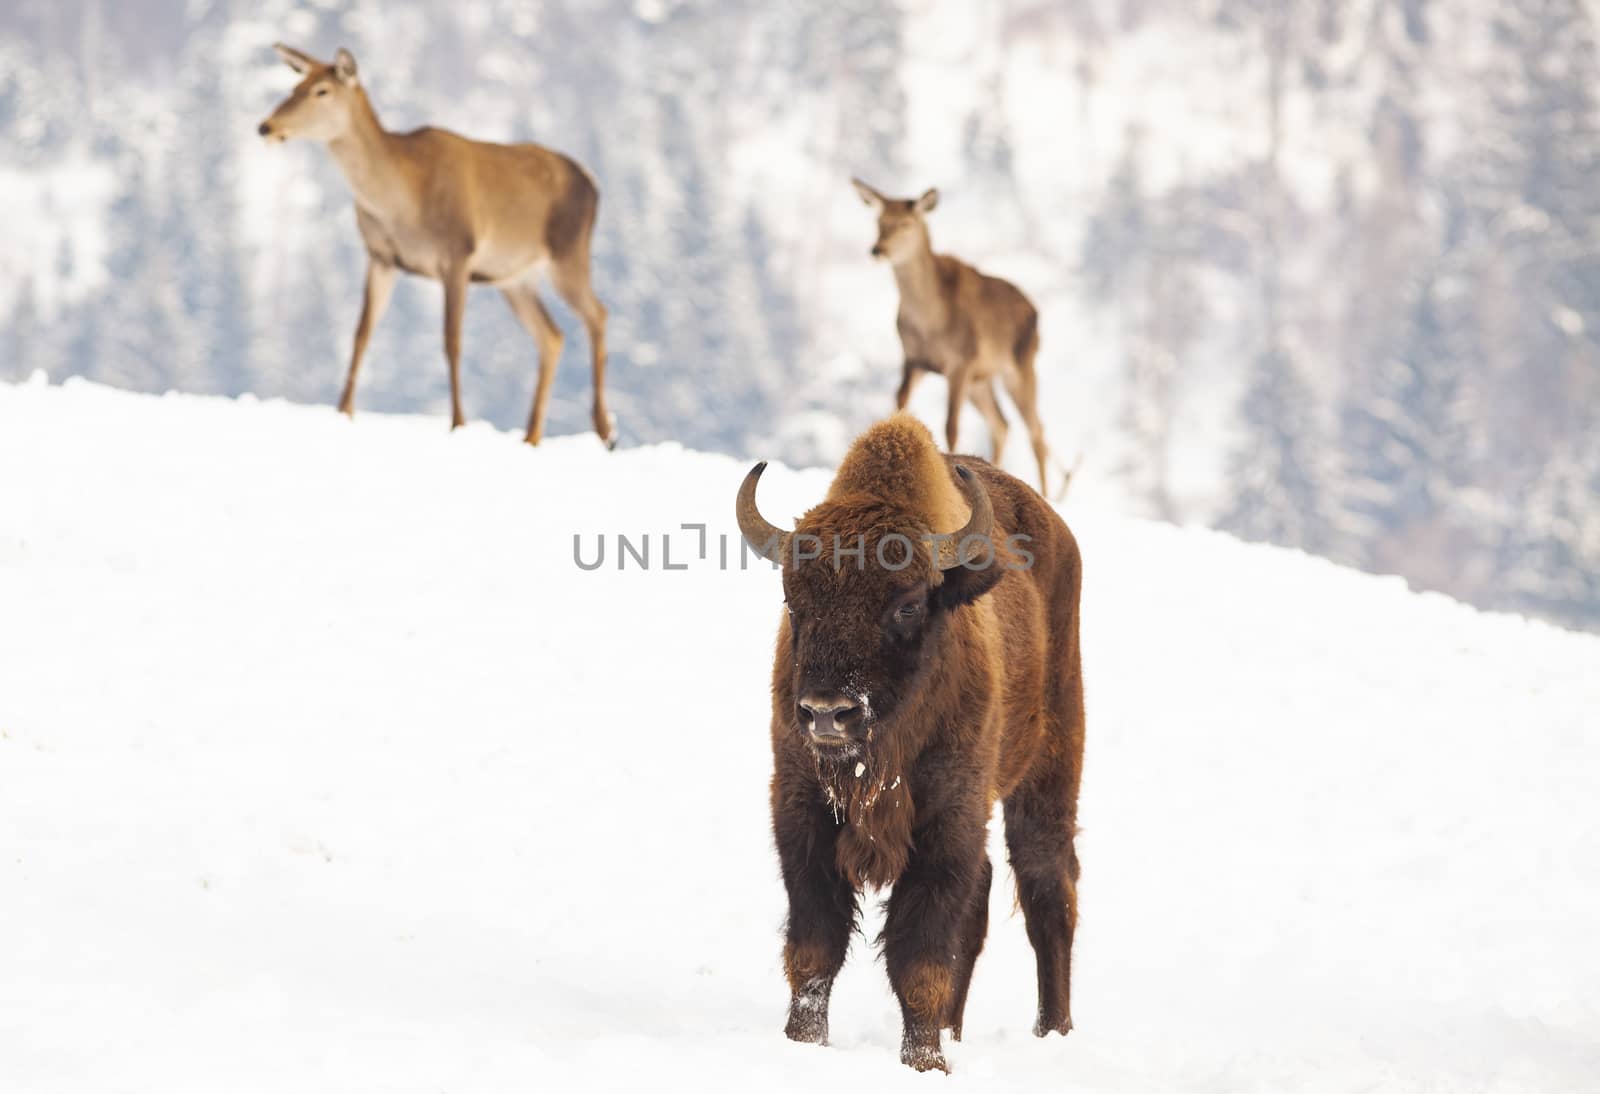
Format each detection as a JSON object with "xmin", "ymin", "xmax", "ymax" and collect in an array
[{"xmin": 3, "ymin": 377, "xmax": 1598, "ymax": 1093}]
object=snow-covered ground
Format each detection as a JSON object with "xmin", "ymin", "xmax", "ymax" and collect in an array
[{"xmin": 3, "ymin": 376, "xmax": 1597, "ymax": 1092}]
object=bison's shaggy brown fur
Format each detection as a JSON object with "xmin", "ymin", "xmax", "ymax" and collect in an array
[{"xmin": 738, "ymin": 413, "xmax": 1085, "ymax": 1073}]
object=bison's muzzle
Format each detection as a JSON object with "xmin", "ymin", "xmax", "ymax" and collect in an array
[{"xmin": 798, "ymin": 695, "xmax": 865, "ymax": 746}]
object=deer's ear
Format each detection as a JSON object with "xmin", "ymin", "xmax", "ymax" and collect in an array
[
  {"xmin": 915, "ymin": 187, "xmax": 940, "ymax": 214},
  {"xmin": 851, "ymin": 177, "xmax": 886, "ymax": 211},
  {"xmin": 273, "ymin": 43, "xmax": 318, "ymax": 74},
  {"xmin": 334, "ymin": 48, "xmax": 359, "ymax": 86}
]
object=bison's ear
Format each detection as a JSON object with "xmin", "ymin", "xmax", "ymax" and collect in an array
[{"xmin": 931, "ymin": 560, "xmax": 1003, "ymax": 613}]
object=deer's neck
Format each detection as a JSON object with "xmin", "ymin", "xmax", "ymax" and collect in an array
[
  {"xmin": 326, "ymin": 93, "xmax": 410, "ymax": 219},
  {"xmin": 891, "ymin": 242, "xmax": 946, "ymax": 327}
]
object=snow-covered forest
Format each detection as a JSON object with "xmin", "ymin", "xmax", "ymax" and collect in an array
[{"xmin": 2, "ymin": 0, "xmax": 1598, "ymax": 629}]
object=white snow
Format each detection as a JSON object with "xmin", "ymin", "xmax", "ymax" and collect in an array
[{"xmin": 2, "ymin": 377, "xmax": 1597, "ymax": 1092}]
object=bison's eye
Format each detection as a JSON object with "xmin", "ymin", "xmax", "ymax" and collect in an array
[{"xmin": 888, "ymin": 597, "xmax": 925, "ymax": 639}]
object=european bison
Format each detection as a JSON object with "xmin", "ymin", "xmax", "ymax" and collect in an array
[{"xmin": 736, "ymin": 413, "xmax": 1085, "ymax": 1072}]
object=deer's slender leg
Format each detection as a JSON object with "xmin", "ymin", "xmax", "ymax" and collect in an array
[
  {"xmin": 502, "ymin": 283, "xmax": 564, "ymax": 445},
  {"xmin": 552, "ymin": 259, "xmax": 614, "ymax": 449},
  {"xmin": 1002, "ymin": 361, "xmax": 1051, "ymax": 495},
  {"xmin": 442, "ymin": 263, "xmax": 471, "ymax": 430},
  {"xmin": 339, "ymin": 259, "xmax": 397, "ymax": 417},
  {"xmin": 895, "ymin": 359, "xmax": 928, "ymax": 411},
  {"xmin": 968, "ymin": 380, "xmax": 1009, "ymax": 465},
  {"xmin": 944, "ymin": 365, "xmax": 973, "ymax": 453}
]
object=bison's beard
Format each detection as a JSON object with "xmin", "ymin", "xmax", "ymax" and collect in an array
[
  {"xmin": 802, "ymin": 723, "xmax": 867, "ymax": 763},
  {"xmin": 810, "ymin": 714, "xmax": 904, "ymax": 819},
  {"xmin": 811, "ymin": 720, "xmax": 918, "ymax": 889}
]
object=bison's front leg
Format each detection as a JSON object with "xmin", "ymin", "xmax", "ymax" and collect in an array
[
  {"xmin": 774, "ymin": 785, "xmax": 857, "ymax": 1045},
  {"xmin": 882, "ymin": 807, "xmax": 986, "ymax": 1072}
]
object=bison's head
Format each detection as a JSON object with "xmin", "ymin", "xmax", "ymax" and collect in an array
[{"xmin": 738, "ymin": 419, "xmax": 1003, "ymax": 758}]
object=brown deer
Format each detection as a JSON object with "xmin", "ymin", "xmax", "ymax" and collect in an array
[
  {"xmin": 259, "ymin": 44, "xmax": 614, "ymax": 447},
  {"xmin": 852, "ymin": 178, "xmax": 1052, "ymax": 494}
]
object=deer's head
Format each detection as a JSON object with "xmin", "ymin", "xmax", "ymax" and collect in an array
[
  {"xmin": 258, "ymin": 44, "xmax": 363, "ymax": 144},
  {"xmin": 851, "ymin": 178, "xmax": 939, "ymax": 266}
]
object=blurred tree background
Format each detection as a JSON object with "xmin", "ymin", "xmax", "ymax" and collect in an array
[{"xmin": 2, "ymin": 0, "xmax": 1597, "ymax": 629}]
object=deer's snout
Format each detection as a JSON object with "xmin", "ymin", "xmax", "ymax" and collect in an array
[
  {"xmin": 799, "ymin": 695, "xmax": 864, "ymax": 744},
  {"xmin": 870, "ymin": 243, "xmax": 886, "ymax": 259},
  {"xmin": 257, "ymin": 120, "xmax": 273, "ymax": 137}
]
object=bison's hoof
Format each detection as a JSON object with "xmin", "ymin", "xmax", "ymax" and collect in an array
[
  {"xmin": 784, "ymin": 983, "xmax": 830, "ymax": 1044},
  {"xmin": 1033, "ymin": 1013, "xmax": 1073, "ymax": 1038},
  {"xmin": 901, "ymin": 1043, "xmax": 949, "ymax": 1073},
  {"xmin": 784, "ymin": 1014, "xmax": 827, "ymax": 1045}
]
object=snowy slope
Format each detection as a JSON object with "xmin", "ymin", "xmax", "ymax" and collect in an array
[{"xmin": 2, "ymin": 377, "xmax": 1597, "ymax": 1093}]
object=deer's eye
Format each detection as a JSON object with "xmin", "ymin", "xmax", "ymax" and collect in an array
[{"xmin": 314, "ymin": 87, "xmax": 330, "ymax": 97}]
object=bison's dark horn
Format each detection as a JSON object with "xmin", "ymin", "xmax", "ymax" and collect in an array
[
  {"xmin": 938, "ymin": 464, "xmax": 994, "ymax": 571},
  {"xmin": 736, "ymin": 461, "xmax": 790, "ymax": 564}
]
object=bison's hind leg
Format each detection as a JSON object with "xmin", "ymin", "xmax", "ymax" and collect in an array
[{"xmin": 1003, "ymin": 764, "xmax": 1080, "ymax": 1037}]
